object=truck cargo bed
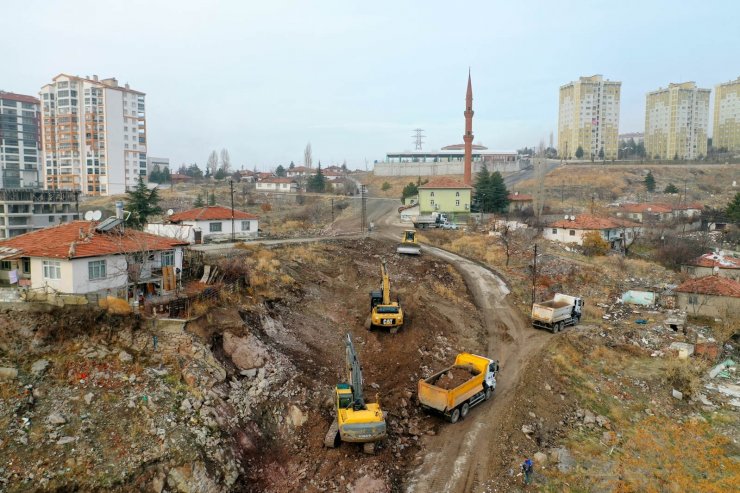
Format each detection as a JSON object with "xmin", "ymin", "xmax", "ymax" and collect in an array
[{"xmin": 428, "ymin": 365, "xmax": 479, "ymax": 389}]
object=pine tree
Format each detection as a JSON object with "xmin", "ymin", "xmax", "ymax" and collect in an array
[
  {"xmin": 214, "ymin": 168, "xmax": 226, "ymax": 180},
  {"xmin": 474, "ymin": 164, "xmax": 491, "ymax": 212},
  {"xmin": 401, "ymin": 182, "xmax": 419, "ymax": 202},
  {"xmin": 149, "ymin": 164, "xmax": 161, "ymax": 183},
  {"xmin": 194, "ymin": 194, "xmax": 205, "ymax": 208},
  {"xmin": 727, "ymin": 192, "xmax": 740, "ymax": 223},
  {"xmin": 208, "ymin": 192, "xmax": 216, "ymax": 206},
  {"xmin": 644, "ymin": 171, "xmax": 656, "ymax": 192},
  {"xmin": 289, "ymin": 161, "xmax": 295, "ymax": 169},
  {"xmin": 489, "ymin": 171, "xmax": 510, "ymax": 213},
  {"xmin": 125, "ymin": 176, "xmax": 162, "ymax": 229},
  {"xmin": 575, "ymin": 146, "xmax": 584, "ymax": 159},
  {"xmin": 307, "ymin": 164, "xmax": 326, "ymax": 193},
  {"xmin": 275, "ymin": 165, "xmax": 286, "ymax": 177},
  {"xmin": 664, "ymin": 183, "xmax": 679, "ymax": 194},
  {"xmin": 161, "ymin": 166, "xmax": 170, "ymax": 183}
]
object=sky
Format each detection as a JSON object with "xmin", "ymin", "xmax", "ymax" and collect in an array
[{"xmin": 4, "ymin": 0, "xmax": 740, "ymax": 170}]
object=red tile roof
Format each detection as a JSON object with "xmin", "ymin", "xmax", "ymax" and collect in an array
[
  {"xmin": 0, "ymin": 221, "xmax": 187, "ymax": 260},
  {"xmin": 508, "ymin": 193, "xmax": 533, "ymax": 201},
  {"xmin": 259, "ymin": 177, "xmax": 294, "ymax": 184},
  {"xmin": 619, "ymin": 203, "xmax": 674, "ymax": 214},
  {"xmin": 0, "ymin": 91, "xmax": 39, "ymax": 105},
  {"xmin": 676, "ymin": 276, "xmax": 740, "ymax": 298},
  {"xmin": 550, "ymin": 214, "xmax": 640, "ymax": 230},
  {"xmin": 168, "ymin": 206, "xmax": 258, "ymax": 222},
  {"xmin": 419, "ymin": 177, "xmax": 473, "ymax": 189},
  {"xmin": 687, "ymin": 253, "xmax": 740, "ymax": 269}
]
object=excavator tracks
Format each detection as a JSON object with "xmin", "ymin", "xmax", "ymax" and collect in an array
[{"xmin": 323, "ymin": 420, "xmax": 340, "ymax": 448}]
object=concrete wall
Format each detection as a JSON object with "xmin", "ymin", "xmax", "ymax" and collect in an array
[
  {"xmin": 373, "ymin": 160, "xmax": 523, "ymax": 177},
  {"xmin": 677, "ymin": 292, "xmax": 740, "ymax": 319},
  {"xmin": 146, "ymin": 223, "xmax": 194, "ymax": 243},
  {"xmin": 682, "ymin": 265, "xmax": 740, "ymax": 281}
]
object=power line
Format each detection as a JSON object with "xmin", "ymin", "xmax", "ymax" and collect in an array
[{"xmin": 412, "ymin": 128, "xmax": 425, "ymax": 151}]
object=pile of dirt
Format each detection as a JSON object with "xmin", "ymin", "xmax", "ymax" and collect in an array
[{"xmin": 432, "ymin": 366, "xmax": 478, "ymax": 390}]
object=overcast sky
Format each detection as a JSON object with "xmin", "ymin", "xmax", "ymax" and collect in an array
[{"xmin": 5, "ymin": 0, "xmax": 739, "ymax": 170}]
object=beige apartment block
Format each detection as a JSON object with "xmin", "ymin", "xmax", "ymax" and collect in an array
[
  {"xmin": 713, "ymin": 77, "xmax": 740, "ymax": 152},
  {"xmin": 39, "ymin": 74, "xmax": 147, "ymax": 196},
  {"xmin": 558, "ymin": 75, "xmax": 621, "ymax": 160},
  {"xmin": 645, "ymin": 82, "xmax": 710, "ymax": 160}
]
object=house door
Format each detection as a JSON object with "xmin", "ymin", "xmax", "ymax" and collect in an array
[{"xmin": 194, "ymin": 230, "xmax": 202, "ymax": 244}]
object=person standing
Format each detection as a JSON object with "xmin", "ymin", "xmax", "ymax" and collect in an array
[{"xmin": 521, "ymin": 458, "xmax": 533, "ymax": 485}]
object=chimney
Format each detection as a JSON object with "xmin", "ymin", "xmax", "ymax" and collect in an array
[
  {"xmin": 125, "ymin": 83, "xmax": 130, "ymax": 90},
  {"xmin": 115, "ymin": 201, "xmax": 124, "ymax": 219},
  {"xmin": 93, "ymin": 75, "xmax": 99, "ymax": 82}
]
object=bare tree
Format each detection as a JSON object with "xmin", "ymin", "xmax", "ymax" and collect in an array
[
  {"xmin": 207, "ymin": 150, "xmax": 218, "ymax": 176},
  {"xmin": 220, "ymin": 148, "xmax": 231, "ymax": 172},
  {"xmin": 304, "ymin": 142, "xmax": 313, "ymax": 169}
]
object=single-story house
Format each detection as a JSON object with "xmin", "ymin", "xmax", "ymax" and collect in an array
[
  {"xmin": 286, "ymin": 166, "xmax": 315, "ymax": 178},
  {"xmin": 507, "ymin": 192, "xmax": 533, "ymax": 212},
  {"xmin": 169, "ymin": 173, "xmax": 192, "ymax": 185},
  {"xmin": 681, "ymin": 252, "xmax": 740, "ymax": 281},
  {"xmin": 418, "ymin": 177, "xmax": 473, "ymax": 215},
  {"xmin": 615, "ymin": 203, "xmax": 675, "ymax": 223},
  {"xmin": 0, "ymin": 220, "xmax": 187, "ymax": 296},
  {"xmin": 323, "ymin": 170, "xmax": 344, "ymax": 181},
  {"xmin": 544, "ymin": 214, "xmax": 641, "ymax": 249},
  {"xmin": 255, "ymin": 178, "xmax": 297, "ymax": 193},
  {"xmin": 675, "ymin": 275, "xmax": 740, "ymax": 319},
  {"xmin": 146, "ymin": 205, "xmax": 259, "ymax": 244}
]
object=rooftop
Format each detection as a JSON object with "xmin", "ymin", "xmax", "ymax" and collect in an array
[
  {"xmin": 686, "ymin": 253, "xmax": 740, "ymax": 270},
  {"xmin": 259, "ymin": 177, "xmax": 294, "ymax": 184},
  {"xmin": 0, "ymin": 91, "xmax": 39, "ymax": 105},
  {"xmin": 0, "ymin": 221, "xmax": 187, "ymax": 260},
  {"xmin": 168, "ymin": 206, "xmax": 258, "ymax": 222},
  {"xmin": 550, "ymin": 214, "xmax": 639, "ymax": 230},
  {"xmin": 675, "ymin": 276, "xmax": 740, "ymax": 298},
  {"xmin": 619, "ymin": 203, "xmax": 675, "ymax": 214},
  {"xmin": 419, "ymin": 177, "xmax": 474, "ymax": 190}
]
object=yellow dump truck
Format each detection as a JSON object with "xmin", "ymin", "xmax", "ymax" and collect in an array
[{"xmin": 418, "ymin": 353, "xmax": 498, "ymax": 423}]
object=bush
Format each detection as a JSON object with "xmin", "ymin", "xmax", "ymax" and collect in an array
[
  {"xmin": 665, "ymin": 359, "xmax": 703, "ymax": 398},
  {"xmin": 581, "ymin": 231, "xmax": 609, "ymax": 256},
  {"xmin": 381, "ymin": 182, "xmax": 391, "ymax": 191}
]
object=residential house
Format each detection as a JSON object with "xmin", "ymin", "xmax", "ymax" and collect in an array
[
  {"xmin": 507, "ymin": 192, "xmax": 533, "ymax": 213},
  {"xmin": 418, "ymin": 177, "xmax": 473, "ymax": 215},
  {"xmin": 146, "ymin": 205, "xmax": 258, "ymax": 244},
  {"xmin": 169, "ymin": 173, "xmax": 192, "ymax": 185},
  {"xmin": 0, "ymin": 220, "xmax": 186, "ymax": 295},
  {"xmin": 286, "ymin": 166, "xmax": 315, "ymax": 178},
  {"xmin": 255, "ymin": 178, "xmax": 297, "ymax": 193},
  {"xmin": 544, "ymin": 214, "xmax": 641, "ymax": 249},
  {"xmin": 615, "ymin": 202, "xmax": 703, "ymax": 223},
  {"xmin": 323, "ymin": 170, "xmax": 343, "ymax": 181},
  {"xmin": 237, "ymin": 170, "xmax": 256, "ymax": 183},
  {"xmin": 675, "ymin": 275, "xmax": 740, "ymax": 319},
  {"xmin": 681, "ymin": 252, "xmax": 740, "ymax": 281}
]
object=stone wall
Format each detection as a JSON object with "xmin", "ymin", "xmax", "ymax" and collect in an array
[{"xmin": 373, "ymin": 160, "xmax": 524, "ymax": 177}]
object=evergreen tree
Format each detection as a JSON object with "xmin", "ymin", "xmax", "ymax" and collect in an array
[
  {"xmin": 275, "ymin": 165, "xmax": 287, "ymax": 177},
  {"xmin": 208, "ymin": 192, "xmax": 216, "ymax": 206},
  {"xmin": 598, "ymin": 147, "xmax": 605, "ymax": 160},
  {"xmin": 125, "ymin": 176, "xmax": 162, "ymax": 229},
  {"xmin": 307, "ymin": 165, "xmax": 326, "ymax": 193},
  {"xmin": 194, "ymin": 194, "xmax": 205, "ymax": 207},
  {"xmin": 727, "ymin": 192, "xmax": 740, "ymax": 223},
  {"xmin": 644, "ymin": 171, "xmax": 656, "ymax": 192},
  {"xmin": 401, "ymin": 182, "xmax": 419, "ymax": 202},
  {"xmin": 489, "ymin": 171, "xmax": 510, "ymax": 213},
  {"xmin": 149, "ymin": 164, "xmax": 162, "ymax": 183},
  {"xmin": 575, "ymin": 146, "xmax": 584, "ymax": 159},
  {"xmin": 664, "ymin": 183, "xmax": 679, "ymax": 194},
  {"xmin": 161, "ymin": 166, "xmax": 170, "ymax": 183},
  {"xmin": 187, "ymin": 163, "xmax": 203, "ymax": 179},
  {"xmin": 214, "ymin": 168, "xmax": 227, "ymax": 180},
  {"xmin": 289, "ymin": 161, "xmax": 295, "ymax": 169},
  {"xmin": 474, "ymin": 164, "xmax": 491, "ymax": 212}
]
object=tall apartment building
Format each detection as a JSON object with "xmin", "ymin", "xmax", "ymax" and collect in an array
[
  {"xmin": 0, "ymin": 91, "xmax": 41, "ymax": 188},
  {"xmin": 558, "ymin": 75, "xmax": 621, "ymax": 160},
  {"xmin": 39, "ymin": 74, "xmax": 147, "ymax": 196},
  {"xmin": 713, "ymin": 77, "xmax": 740, "ymax": 152},
  {"xmin": 0, "ymin": 189, "xmax": 79, "ymax": 239},
  {"xmin": 644, "ymin": 82, "xmax": 710, "ymax": 160}
]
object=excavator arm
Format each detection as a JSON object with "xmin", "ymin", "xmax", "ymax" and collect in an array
[
  {"xmin": 381, "ymin": 261, "xmax": 391, "ymax": 305},
  {"xmin": 345, "ymin": 333, "xmax": 365, "ymax": 409}
]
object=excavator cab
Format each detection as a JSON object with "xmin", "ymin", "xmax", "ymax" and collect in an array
[{"xmin": 368, "ymin": 262, "xmax": 404, "ymax": 332}]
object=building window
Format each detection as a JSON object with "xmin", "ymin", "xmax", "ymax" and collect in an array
[
  {"xmin": 569, "ymin": 230, "xmax": 576, "ymax": 236},
  {"xmin": 0, "ymin": 261, "xmax": 11, "ymax": 270},
  {"xmin": 43, "ymin": 260, "xmax": 61, "ymax": 280},
  {"xmin": 456, "ymin": 191, "xmax": 460, "ymax": 197},
  {"xmin": 241, "ymin": 221, "xmax": 251, "ymax": 231},
  {"xmin": 430, "ymin": 200, "xmax": 435, "ymax": 206},
  {"xmin": 88, "ymin": 260, "xmax": 106, "ymax": 280},
  {"xmin": 209, "ymin": 222, "xmax": 222, "ymax": 232},
  {"xmin": 688, "ymin": 294, "xmax": 699, "ymax": 305},
  {"xmin": 455, "ymin": 200, "xmax": 460, "ymax": 206},
  {"xmin": 161, "ymin": 250, "xmax": 175, "ymax": 267},
  {"xmin": 430, "ymin": 192, "xmax": 435, "ymax": 197},
  {"xmin": 552, "ymin": 228, "xmax": 557, "ymax": 234},
  {"xmin": 22, "ymin": 258, "xmax": 30, "ymax": 273}
]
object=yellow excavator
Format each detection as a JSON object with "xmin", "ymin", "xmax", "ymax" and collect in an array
[
  {"xmin": 324, "ymin": 333, "xmax": 386, "ymax": 454},
  {"xmin": 396, "ymin": 229, "xmax": 421, "ymax": 255},
  {"xmin": 368, "ymin": 261, "xmax": 404, "ymax": 333}
]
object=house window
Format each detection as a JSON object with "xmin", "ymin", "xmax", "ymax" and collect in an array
[
  {"xmin": 552, "ymin": 228, "xmax": 557, "ymax": 234},
  {"xmin": 43, "ymin": 260, "xmax": 61, "ymax": 280},
  {"xmin": 0, "ymin": 261, "xmax": 11, "ymax": 270},
  {"xmin": 161, "ymin": 250, "xmax": 175, "ymax": 267},
  {"xmin": 430, "ymin": 200, "xmax": 435, "ymax": 206},
  {"xmin": 688, "ymin": 295, "xmax": 699, "ymax": 305},
  {"xmin": 22, "ymin": 258, "xmax": 30, "ymax": 273},
  {"xmin": 430, "ymin": 191, "xmax": 435, "ymax": 197},
  {"xmin": 241, "ymin": 221, "xmax": 251, "ymax": 231},
  {"xmin": 209, "ymin": 222, "xmax": 222, "ymax": 232},
  {"xmin": 455, "ymin": 200, "xmax": 460, "ymax": 206},
  {"xmin": 569, "ymin": 230, "xmax": 576, "ymax": 236},
  {"xmin": 456, "ymin": 191, "xmax": 460, "ymax": 197},
  {"xmin": 88, "ymin": 260, "xmax": 106, "ymax": 280}
]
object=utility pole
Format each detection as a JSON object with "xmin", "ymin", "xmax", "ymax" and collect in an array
[
  {"xmin": 532, "ymin": 243, "xmax": 537, "ymax": 306},
  {"xmin": 331, "ymin": 197, "xmax": 334, "ymax": 222},
  {"xmin": 360, "ymin": 185, "xmax": 367, "ymax": 233},
  {"xmin": 590, "ymin": 194, "xmax": 595, "ymax": 215},
  {"xmin": 229, "ymin": 179, "xmax": 235, "ymax": 242}
]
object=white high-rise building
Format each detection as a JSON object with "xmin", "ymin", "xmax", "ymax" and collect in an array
[
  {"xmin": 558, "ymin": 75, "xmax": 621, "ymax": 160},
  {"xmin": 39, "ymin": 74, "xmax": 147, "ymax": 196},
  {"xmin": 0, "ymin": 91, "xmax": 41, "ymax": 188}
]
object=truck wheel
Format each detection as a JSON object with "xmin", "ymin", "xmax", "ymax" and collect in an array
[
  {"xmin": 485, "ymin": 387, "xmax": 493, "ymax": 400},
  {"xmin": 461, "ymin": 402, "xmax": 470, "ymax": 418},
  {"xmin": 449, "ymin": 408, "xmax": 460, "ymax": 424}
]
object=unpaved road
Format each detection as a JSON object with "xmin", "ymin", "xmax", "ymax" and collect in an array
[{"xmin": 369, "ymin": 200, "xmax": 551, "ymax": 492}]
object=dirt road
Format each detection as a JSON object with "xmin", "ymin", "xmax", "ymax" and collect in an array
[{"xmin": 370, "ymin": 200, "xmax": 551, "ymax": 492}]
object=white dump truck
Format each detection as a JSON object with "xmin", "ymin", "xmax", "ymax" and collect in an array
[
  {"xmin": 412, "ymin": 212, "xmax": 449, "ymax": 229},
  {"xmin": 531, "ymin": 293, "xmax": 583, "ymax": 333}
]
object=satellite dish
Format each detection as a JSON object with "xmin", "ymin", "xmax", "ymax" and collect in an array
[
  {"xmin": 564, "ymin": 215, "xmax": 569, "ymax": 220},
  {"xmin": 570, "ymin": 215, "xmax": 576, "ymax": 220},
  {"xmin": 167, "ymin": 209, "xmax": 174, "ymax": 216},
  {"xmin": 84, "ymin": 211, "xmax": 94, "ymax": 220},
  {"xmin": 92, "ymin": 210, "xmax": 102, "ymax": 221}
]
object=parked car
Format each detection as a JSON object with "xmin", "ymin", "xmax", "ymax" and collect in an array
[{"xmin": 441, "ymin": 223, "xmax": 459, "ymax": 230}]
